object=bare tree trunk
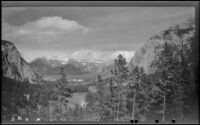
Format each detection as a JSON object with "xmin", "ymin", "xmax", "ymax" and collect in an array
[
  {"xmin": 48, "ymin": 98, "xmax": 50, "ymax": 121},
  {"xmin": 132, "ymin": 89, "xmax": 136, "ymax": 120},
  {"xmin": 98, "ymin": 93, "xmax": 101, "ymax": 121},
  {"xmin": 117, "ymin": 88, "xmax": 120, "ymax": 121},
  {"xmin": 59, "ymin": 96, "xmax": 61, "ymax": 121},
  {"xmin": 116, "ymin": 71, "xmax": 120, "ymax": 121},
  {"xmin": 163, "ymin": 91, "xmax": 166, "ymax": 121}
]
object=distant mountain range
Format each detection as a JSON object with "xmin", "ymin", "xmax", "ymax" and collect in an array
[
  {"xmin": 2, "ymin": 40, "xmax": 42, "ymax": 83},
  {"xmin": 30, "ymin": 57, "xmax": 112, "ymax": 78}
]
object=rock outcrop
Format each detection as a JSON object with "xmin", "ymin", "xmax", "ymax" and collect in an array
[
  {"xmin": 2, "ymin": 40, "xmax": 41, "ymax": 83},
  {"xmin": 129, "ymin": 17, "xmax": 195, "ymax": 74}
]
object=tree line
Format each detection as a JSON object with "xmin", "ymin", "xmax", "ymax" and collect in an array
[{"xmin": 86, "ymin": 39, "xmax": 197, "ymax": 122}]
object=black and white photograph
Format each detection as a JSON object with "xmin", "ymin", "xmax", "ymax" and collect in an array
[{"xmin": 1, "ymin": 1, "xmax": 199, "ymax": 124}]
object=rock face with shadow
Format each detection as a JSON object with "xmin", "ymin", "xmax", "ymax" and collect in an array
[
  {"xmin": 129, "ymin": 17, "xmax": 195, "ymax": 74},
  {"xmin": 2, "ymin": 40, "xmax": 42, "ymax": 83}
]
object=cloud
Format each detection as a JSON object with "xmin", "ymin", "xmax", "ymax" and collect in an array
[
  {"xmin": 2, "ymin": 16, "xmax": 90, "ymax": 44},
  {"xmin": 20, "ymin": 16, "xmax": 89, "ymax": 35}
]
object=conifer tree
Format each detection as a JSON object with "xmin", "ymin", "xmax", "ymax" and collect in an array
[
  {"xmin": 151, "ymin": 40, "xmax": 196, "ymax": 120},
  {"xmin": 96, "ymin": 75, "xmax": 104, "ymax": 120},
  {"xmin": 111, "ymin": 54, "xmax": 129, "ymax": 121},
  {"xmin": 127, "ymin": 65, "xmax": 152, "ymax": 121}
]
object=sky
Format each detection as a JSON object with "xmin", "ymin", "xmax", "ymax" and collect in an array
[{"xmin": 2, "ymin": 7, "xmax": 195, "ymax": 63}]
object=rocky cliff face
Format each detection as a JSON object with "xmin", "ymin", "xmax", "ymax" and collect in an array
[
  {"xmin": 2, "ymin": 40, "xmax": 41, "ymax": 83},
  {"xmin": 129, "ymin": 17, "xmax": 195, "ymax": 74}
]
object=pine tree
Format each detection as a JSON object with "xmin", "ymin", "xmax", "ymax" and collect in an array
[
  {"xmin": 102, "ymin": 78, "xmax": 118, "ymax": 121},
  {"xmin": 96, "ymin": 75, "xmax": 105, "ymax": 121},
  {"xmin": 61, "ymin": 67, "xmax": 68, "ymax": 83},
  {"xmin": 85, "ymin": 91, "xmax": 100, "ymax": 120},
  {"xmin": 170, "ymin": 34, "xmax": 196, "ymax": 120},
  {"xmin": 111, "ymin": 54, "xmax": 129, "ymax": 121},
  {"xmin": 151, "ymin": 39, "xmax": 196, "ymax": 120},
  {"xmin": 52, "ymin": 67, "xmax": 71, "ymax": 121},
  {"xmin": 127, "ymin": 65, "xmax": 152, "ymax": 121},
  {"xmin": 151, "ymin": 42, "xmax": 176, "ymax": 121}
]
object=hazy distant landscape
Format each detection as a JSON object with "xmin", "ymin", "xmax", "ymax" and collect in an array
[{"xmin": 1, "ymin": 4, "xmax": 199, "ymax": 123}]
